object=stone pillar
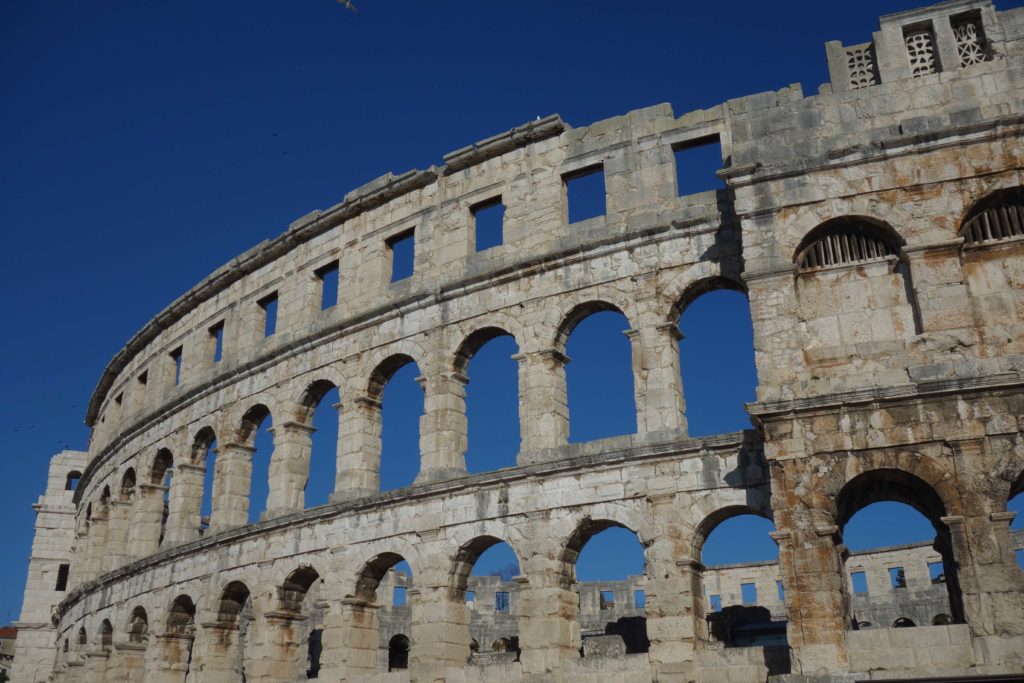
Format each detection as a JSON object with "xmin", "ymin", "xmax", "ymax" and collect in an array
[
  {"xmin": 190, "ymin": 623, "xmax": 244, "ymax": 683},
  {"xmin": 516, "ymin": 557, "xmax": 578, "ymax": 676},
  {"xmin": 645, "ymin": 550, "xmax": 704, "ymax": 683},
  {"xmin": 102, "ymin": 500, "xmax": 132, "ymax": 572},
  {"xmin": 127, "ymin": 484, "xmax": 166, "ymax": 559},
  {"xmin": 265, "ymin": 421, "xmax": 316, "ymax": 518},
  {"xmin": 416, "ymin": 372, "xmax": 469, "ymax": 484},
  {"xmin": 106, "ymin": 641, "xmax": 148, "ymax": 683},
  {"xmin": 515, "ymin": 348, "xmax": 570, "ymax": 462},
  {"xmin": 331, "ymin": 397, "xmax": 381, "ymax": 501},
  {"xmin": 626, "ymin": 322, "xmax": 688, "ymax": 437},
  {"xmin": 145, "ymin": 633, "xmax": 194, "ymax": 683},
  {"xmin": 320, "ymin": 598, "xmax": 381, "ymax": 678},
  {"xmin": 163, "ymin": 463, "xmax": 204, "ymax": 546},
  {"xmin": 245, "ymin": 612, "xmax": 307, "ymax": 683},
  {"xmin": 408, "ymin": 579, "xmax": 470, "ymax": 680},
  {"xmin": 903, "ymin": 240, "xmax": 971, "ymax": 336},
  {"xmin": 771, "ymin": 524, "xmax": 850, "ymax": 676},
  {"xmin": 83, "ymin": 650, "xmax": 110, "ymax": 683},
  {"xmin": 82, "ymin": 511, "xmax": 109, "ymax": 583},
  {"xmin": 210, "ymin": 443, "xmax": 254, "ymax": 532}
]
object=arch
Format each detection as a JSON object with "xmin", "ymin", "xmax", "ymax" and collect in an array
[
  {"xmin": 166, "ymin": 595, "xmax": 196, "ymax": 634},
  {"xmin": 65, "ymin": 471, "xmax": 82, "ymax": 491},
  {"xmin": 279, "ymin": 566, "xmax": 321, "ymax": 612},
  {"xmin": 794, "ymin": 216, "xmax": 903, "ymax": 270},
  {"xmin": 669, "ymin": 275, "xmax": 748, "ymax": 323},
  {"xmin": 296, "ymin": 379, "xmax": 338, "ymax": 424},
  {"xmin": 455, "ymin": 327, "xmax": 521, "ymax": 473},
  {"xmin": 151, "ymin": 448, "xmax": 173, "ymax": 485},
  {"xmin": 126, "ymin": 606, "xmax": 148, "ymax": 644},
  {"xmin": 933, "ymin": 613, "xmax": 953, "ymax": 625},
  {"xmin": 98, "ymin": 619, "xmax": 113, "ymax": 651},
  {"xmin": 77, "ymin": 626, "xmax": 87, "ymax": 647},
  {"xmin": 217, "ymin": 581, "xmax": 252, "ymax": 623},
  {"xmin": 367, "ymin": 354, "xmax": 417, "ymax": 400},
  {"xmin": 238, "ymin": 404, "xmax": 271, "ymax": 444},
  {"xmin": 691, "ymin": 505, "xmax": 774, "ymax": 561},
  {"xmin": 892, "ymin": 617, "xmax": 916, "ymax": 628},
  {"xmin": 453, "ymin": 327, "xmax": 515, "ymax": 374},
  {"xmin": 451, "ymin": 535, "xmax": 523, "ymax": 599},
  {"xmin": 190, "ymin": 426, "xmax": 217, "ymax": 464},
  {"xmin": 958, "ymin": 186, "xmax": 1024, "ymax": 244},
  {"xmin": 554, "ymin": 300, "xmax": 629, "ymax": 351},
  {"xmin": 120, "ymin": 468, "xmax": 136, "ymax": 501},
  {"xmin": 388, "ymin": 634, "xmax": 410, "ymax": 671},
  {"xmin": 354, "ymin": 552, "xmax": 410, "ymax": 603}
]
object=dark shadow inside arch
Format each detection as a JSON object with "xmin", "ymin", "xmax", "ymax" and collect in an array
[
  {"xmin": 152, "ymin": 449, "xmax": 173, "ymax": 545},
  {"xmin": 279, "ymin": 566, "xmax": 324, "ymax": 678},
  {"xmin": 457, "ymin": 328, "xmax": 520, "ymax": 473},
  {"xmin": 127, "ymin": 606, "xmax": 148, "ymax": 644},
  {"xmin": 676, "ymin": 281, "xmax": 757, "ymax": 437},
  {"xmin": 563, "ymin": 306, "xmax": 636, "ymax": 443},
  {"xmin": 837, "ymin": 469, "xmax": 965, "ymax": 626},
  {"xmin": 216, "ymin": 581, "xmax": 253, "ymax": 679}
]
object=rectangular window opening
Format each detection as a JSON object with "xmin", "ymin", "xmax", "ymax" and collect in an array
[
  {"xmin": 889, "ymin": 566, "xmax": 907, "ymax": 589},
  {"xmin": 315, "ymin": 262, "xmax": 339, "ymax": 311},
  {"xmin": 114, "ymin": 392, "xmax": 123, "ymax": 406},
  {"xmin": 170, "ymin": 347, "xmax": 183, "ymax": 386},
  {"xmin": 674, "ymin": 135, "xmax": 725, "ymax": 196},
  {"xmin": 1016, "ymin": 549, "xmax": 1024, "ymax": 570},
  {"xmin": 137, "ymin": 370, "xmax": 148, "ymax": 387},
  {"xmin": 466, "ymin": 590, "xmax": 475, "ymax": 605},
  {"xmin": 393, "ymin": 586, "xmax": 407, "ymax": 607},
  {"xmin": 209, "ymin": 321, "xmax": 225, "ymax": 363},
  {"xmin": 599, "ymin": 590, "xmax": 615, "ymax": 610},
  {"xmin": 55, "ymin": 564, "xmax": 70, "ymax": 592},
  {"xmin": 709, "ymin": 594, "xmax": 722, "ymax": 612},
  {"xmin": 776, "ymin": 580, "xmax": 785, "ymax": 602},
  {"xmin": 472, "ymin": 197, "xmax": 505, "ymax": 251},
  {"xmin": 851, "ymin": 571, "xmax": 868, "ymax": 595},
  {"xmin": 495, "ymin": 591, "xmax": 510, "ymax": 612},
  {"xmin": 259, "ymin": 292, "xmax": 279, "ymax": 337},
  {"xmin": 564, "ymin": 164, "xmax": 606, "ymax": 224},
  {"xmin": 741, "ymin": 582, "xmax": 757, "ymax": 605},
  {"xmin": 928, "ymin": 561, "xmax": 946, "ymax": 584},
  {"xmin": 388, "ymin": 229, "xmax": 415, "ymax": 282},
  {"xmin": 633, "ymin": 589, "xmax": 646, "ymax": 609}
]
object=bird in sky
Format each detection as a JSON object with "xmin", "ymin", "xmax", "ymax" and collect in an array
[{"xmin": 336, "ymin": 0, "xmax": 359, "ymax": 13}]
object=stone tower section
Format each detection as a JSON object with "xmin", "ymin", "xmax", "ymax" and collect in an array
[
  {"xmin": 12, "ymin": 451, "xmax": 87, "ymax": 683},
  {"xmin": 13, "ymin": 1, "xmax": 1024, "ymax": 681}
]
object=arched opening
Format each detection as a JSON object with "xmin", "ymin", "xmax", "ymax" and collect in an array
[
  {"xmin": 65, "ymin": 471, "xmax": 82, "ymax": 491},
  {"xmin": 561, "ymin": 304, "xmax": 636, "ymax": 443},
  {"xmin": 77, "ymin": 626, "xmax": 87, "ymax": 648},
  {"xmin": 694, "ymin": 508, "xmax": 784, "ymax": 648},
  {"xmin": 837, "ymin": 469, "xmax": 965, "ymax": 628},
  {"xmin": 456, "ymin": 328, "xmax": 520, "ymax": 473},
  {"xmin": 1009, "ymin": 474, "xmax": 1024, "ymax": 571},
  {"xmin": 300, "ymin": 381, "xmax": 340, "ymax": 509},
  {"xmin": 893, "ymin": 617, "xmax": 916, "ymax": 628},
  {"xmin": 99, "ymin": 619, "xmax": 113, "ymax": 652},
  {"xmin": 216, "ymin": 581, "xmax": 254, "ymax": 678},
  {"xmin": 933, "ymin": 613, "xmax": 953, "ymax": 625},
  {"xmin": 563, "ymin": 520, "xmax": 648, "ymax": 657},
  {"xmin": 369, "ymin": 355, "xmax": 422, "ymax": 491},
  {"xmin": 127, "ymin": 606, "xmax": 148, "ymax": 644},
  {"xmin": 277, "ymin": 566, "xmax": 324, "ymax": 679},
  {"xmin": 958, "ymin": 186, "xmax": 1024, "ymax": 244},
  {"xmin": 387, "ymin": 634, "xmax": 409, "ymax": 671},
  {"xmin": 192, "ymin": 427, "xmax": 217, "ymax": 535},
  {"xmin": 120, "ymin": 468, "xmax": 136, "ymax": 502},
  {"xmin": 351, "ymin": 552, "xmax": 413, "ymax": 672},
  {"xmin": 675, "ymin": 281, "xmax": 756, "ymax": 436},
  {"xmin": 152, "ymin": 449, "xmax": 173, "ymax": 546},
  {"xmin": 165, "ymin": 595, "xmax": 196, "ymax": 678},
  {"xmin": 452, "ymin": 536, "xmax": 522, "ymax": 662},
  {"xmin": 239, "ymin": 405, "xmax": 273, "ymax": 524}
]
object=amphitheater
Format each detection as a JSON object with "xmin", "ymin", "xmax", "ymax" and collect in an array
[{"xmin": 12, "ymin": 1, "xmax": 1024, "ymax": 681}]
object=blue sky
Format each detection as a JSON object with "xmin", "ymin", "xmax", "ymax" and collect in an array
[{"xmin": 2, "ymin": 0, "xmax": 1022, "ymax": 623}]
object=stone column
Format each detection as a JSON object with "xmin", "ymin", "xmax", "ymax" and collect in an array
[
  {"xmin": 645, "ymin": 546, "xmax": 704, "ymax": 682},
  {"xmin": 210, "ymin": 443, "xmax": 254, "ymax": 532},
  {"xmin": 626, "ymin": 322, "xmax": 688, "ymax": 438},
  {"xmin": 416, "ymin": 372, "xmax": 469, "ymax": 484},
  {"xmin": 408, "ymin": 579, "xmax": 470, "ymax": 680},
  {"xmin": 245, "ymin": 612, "xmax": 307, "ymax": 683},
  {"xmin": 516, "ymin": 557, "xmax": 578, "ymax": 676},
  {"xmin": 163, "ymin": 463, "xmax": 204, "ymax": 546},
  {"xmin": 515, "ymin": 348, "xmax": 570, "ymax": 462},
  {"xmin": 127, "ymin": 483, "xmax": 166, "ymax": 559},
  {"xmin": 102, "ymin": 500, "xmax": 132, "ymax": 572},
  {"xmin": 82, "ymin": 512, "xmax": 109, "ymax": 583},
  {"xmin": 319, "ymin": 598, "xmax": 381, "ymax": 678},
  {"xmin": 331, "ymin": 396, "xmax": 381, "ymax": 501},
  {"xmin": 771, "ymin": 523, "xmax": 850, "ymax": 676},
  {"xmin": 83, "ymin": 650, "xmax": 110, "ymax": 683},
  {"xmin": 106, "ymin": 641, "xmax": 148, "ymax": 683},
  {"xmin": 145, "ymin": 633, "xmax": 194, "ymax": 683},
  {"xmin": 265, "ymin": 421, "xmax": 316, "ymax": 518},
  {"xmin": 190, "ymin": 623, "xmax": 243, "ymax": 683},
  {"xmin": 902, "ymin": 240, "xmax": 971, "ymax": 336}
]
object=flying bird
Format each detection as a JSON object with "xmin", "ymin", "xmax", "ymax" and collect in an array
[{"xmin": 336, "ymin": 0, "xmax": 359, "ymax": 13}]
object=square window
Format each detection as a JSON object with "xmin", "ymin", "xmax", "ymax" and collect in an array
[
  {"xmin": 495, "ymin": 591, "xmax": 510, "ymax": 612},
  {"xmin": 259, "ymin": 292, "xmax": 279, "ymax": 337},
  {"xmin": 928, "ymin": 561, "xmax": 945, "ymax": 584},
  {"xmin": 209, "ymin": 321, "xmax": 225, "ymax": 363},
  {"xmin": 674, "ymin": 135, "xmax": 725, "ymax": 196},
  {"xmin": 170, "ymin": 347, "xmax": 183, "ymax": 386},
  {"xmin": 741, "ymin": 582, "xmax": 757, "ymax": 605},
  {"xmin": 55, "ymin": 564, "xmax": 70, "ymax": 592},
  {"xmin": 315, "ymin": 262, "xmax": 339, "ymax": 310},
  {"xmin": 564, "ymin": 165, "xmax": 606, "ymax": 223},
  {"xmin": 633, "ymin": 590, "xmax": 646, "ymax": 609},
  {"xmin": 599, "ymin": 590, "xmax": 615, "ymax": 610},
  {"xmin": 473, "ymin": 197, "xmax": 504, "ymax": 251},
  {"xmin": 709, "ymin": 594, "xmax": 722, "ymax": 612},
  {"xmin": 388, "ymin": 229, "xmax": 415, "ymax": 282},
  {"xmin": 393, "ymin": 586, "xmax": 407, "ymax": 607},
  {"xmin": 851, "ymin": 571, "xmax": 868, "ymax": 595},
  {"xmin": 889, "ymin": 567, "xmax": 906, "ymax": 589}
]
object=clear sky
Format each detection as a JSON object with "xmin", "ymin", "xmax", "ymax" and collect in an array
[{"xmin": 2, "ymin": 0, "xmax": 1022, "ymax": 624}]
